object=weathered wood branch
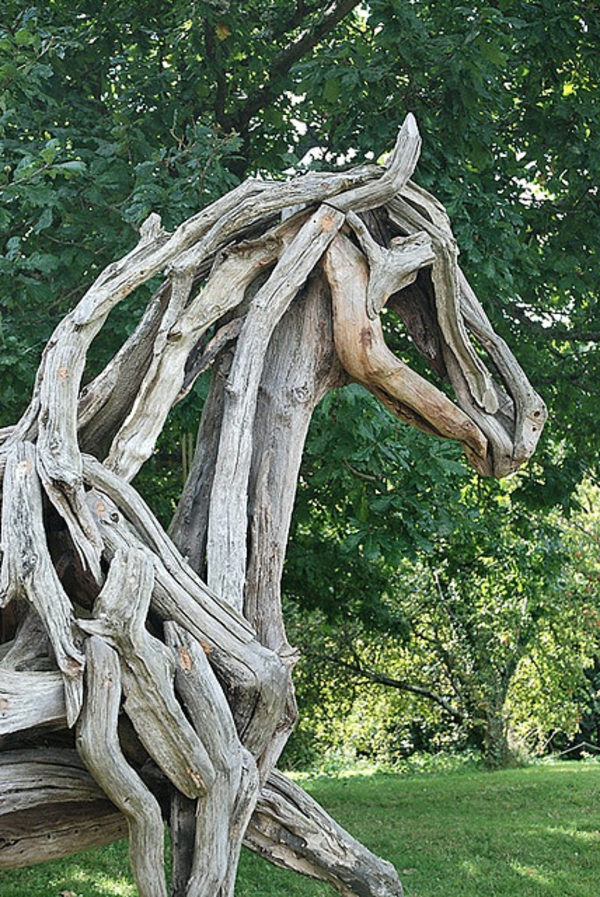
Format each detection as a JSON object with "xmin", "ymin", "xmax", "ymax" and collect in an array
[
  {"xmin": 458, "ymin": 269, "xmax": 547, "ymax": 470},
  {"xmin": 0, "ymin": 607, "xmax": 54, "ymax": 671},
  {"xmin": 81, "ymin": 461, "xmax": 287, "ymax": 757},
  {"xmin": 388, "ymin": 183, "xmax": 498, "ymax": 414},
  {"xmin": 0, "ymin": 442, "xmax": 84, "ymax": 726},
  {"xmin": 0, "ymin": 749, "xmax": 127, "ymax": 868},
  {"xmin": 80, "ymin": 550, "xmax": 215, "ymax": 799},
  {"xmin": 327, "ymin": 113, "xmax": 421, "ymax": 214},
  {"xmin": 0, "ymin": 669, "xmax": 65, "ymax": 735},
  {"xmin": 77, "ymin": 636, "xmax": 168, "ymax": 897},
  {"xmin": 347, "ymin": 211, "xmax": 435, "ymax": 318},
  {"xmin": 77, "ymin": 281, "xmax": 170, "ymax": 455},
  {"xmin": 105, "ymin": 213, "xmax": 308, "ymax": 482},
  {"xmin": 166, "ymin": 622, "xmax": 260, "ymax": 897},
  {"xmin": 206, "ymin": 204, "xmax": 345, "ymax": 611},
  {"xmin": 323, "ymin": 233, "xmax": 491, "ymax": 471},
  {"xmin": 245, "ymin": 771, "xmax": 404, "ymax": 897}
]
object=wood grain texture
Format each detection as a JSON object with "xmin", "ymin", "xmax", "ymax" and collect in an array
[{"xmin": 77, "ymin": 636, "xmax": 168, "ymax": 897}]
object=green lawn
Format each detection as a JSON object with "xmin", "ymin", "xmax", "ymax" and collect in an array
[{"xmin": 2, "ymin": 761, "xmax": 599, "ymax": 896}]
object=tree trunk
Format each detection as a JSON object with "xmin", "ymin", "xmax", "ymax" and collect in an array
[{"xmin": 0, "ymin": 114, "xmax": 546, "ymax": 895}]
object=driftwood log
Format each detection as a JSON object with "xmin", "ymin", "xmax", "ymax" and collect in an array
[{"xmin": 0, "ymin": 115, "xmax": 546, "ymax": 896}]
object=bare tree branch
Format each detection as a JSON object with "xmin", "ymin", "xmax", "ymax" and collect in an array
[
  {"xmin": 230, "ymin": 0, "xmax": 363, "ymax": 136},
  {"xmin": 322, "ymin": 651, "xmax": 465, "ymax": 724}
]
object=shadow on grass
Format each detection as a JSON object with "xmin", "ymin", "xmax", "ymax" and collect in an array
[{"xmin": 1, "ymin": 761, "xmax": 599, "ymax": 897}]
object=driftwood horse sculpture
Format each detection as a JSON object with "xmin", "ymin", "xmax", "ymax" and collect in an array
[{"xmin": 0, "ymin": 116, "xmax": 546, "ymax": 897}]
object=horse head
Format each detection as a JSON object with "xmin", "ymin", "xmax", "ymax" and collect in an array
[{"xmin": 323, "ymin": 180, "xmax": 546, "ymax": 479}]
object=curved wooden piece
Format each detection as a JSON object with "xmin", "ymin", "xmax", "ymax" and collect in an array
[
  {"xmin": 81, "ymin": 470, "xmax": 287, "ymax": 757},
  {"xmin": 323, "ymin": 233, "xmax": 490, "ymax": 472},
  {"xmin": 77, "ymin": 636, "xmax": 168, "ymax": 897},
  {"xmin": 206, "ymin": 204, "xmax": 345, "ymax": 611},
  {"xmin": 246, "ymin": 771, "xmax": 404, "ymax": 897},
  {"xmin": 80, "ymin": 550, "xmax": 215, "ymax": 799},
  {"xmin": 0, "ymin": 442, "xmax": 84, "ymax": 725},
  {"xmin": 166, "ymin": 622, "xmax": 260, "ymax": 897}
]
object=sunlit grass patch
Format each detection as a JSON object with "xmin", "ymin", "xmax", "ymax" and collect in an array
[{"xmin": 1, "ymin": 761, "xmax": 599, "ymax": 896}]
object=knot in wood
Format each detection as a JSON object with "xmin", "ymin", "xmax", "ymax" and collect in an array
[
  {"xmin": 186, "ymin": 768, "xmax": 205, "ymax": 793},
  {"xmin": 21, "ymin": 552, "xmax": 38, "ymax": 576},
  {"xmin": 166, "ymin": 329, "xmax": 182, "ymax": 343},
  {"xmin": 65, "ymin": 659, "xmax": 83, "ymax": 678},
  {"xmin": 16, "ymin": 459, "xmax": 32, "ymax": 477},
  {"xmin": 179, "ymin": 646, "xmax": 193, "ymax": 672},
  {"xmin": 291, "ymin": 384, "xmax": 310, "ymax": 404},
  {"xmin": 360, "ymin": 326, "xmax": 374, "ymax": 349}
]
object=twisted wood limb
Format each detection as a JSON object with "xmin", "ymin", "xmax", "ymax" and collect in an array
[
  {"xmin": 387, "ymin": 183, "xmax": 498, "ymax": 415},
  {"xmin": 0, "ymin": 669, "xmax": 65, "ymax": 735},
  {"xmin": 0, "ymin": 442, "xmax": 84, "ymax": 726},
  {"xmin": 80, "ymin": 549, "xmax": 215, "ymax": 799},
  {"xmin": 0, "ymin": 606, "xmax": 53, "ymax": 671},
  {"xmin": 0, "ymin": 748, "xmax": 127, "ymax": 868},
  {"xmin": 323, "ymin": 233, "xmax": 490, "ymax": 471},
  {"xmin": 105, "ymin": 213, "xmax": 308, "ymax": 482},
  {"xmin": 82, "ymin": 467, "xmax": 287, "ymax": 757},
  {"xmin": 246, "ymin": 771, "xmax": 404, "ymax": 897},
  {"xmin": 206, "ymin": 204, "xmax": 346, "ymax": 612},
  {"xmin": 166, "ymin": 623, "xmax": 260, "ymax": 897},
  {"xmin": 77, "ymin": 636, "xmax": 168, "ymax": 897}
]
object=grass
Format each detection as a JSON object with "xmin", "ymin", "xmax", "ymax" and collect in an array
[{"xmin": 2, "ymin": 760, "xmax": 599, "ymax": 896}]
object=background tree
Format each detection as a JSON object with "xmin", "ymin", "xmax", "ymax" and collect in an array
[
  {"xmin": 2, "ymin": 0, "xmax": 599, "ymax": 507},
  {"xmin": 284, "ymin": 430, "xmax": 577, "ymax": 770},
  {"xmin": 0, "ymin": 11, "xmax": 598, "ymax": 895}
]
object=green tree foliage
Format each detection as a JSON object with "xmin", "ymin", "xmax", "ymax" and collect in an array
[
  {"xmin": 2, "ymin": 1, "xmax": 599, "ymax": 769},
  {"xmin": 0, "ymin": 1, "xmax": 242, "ymax": 424},
  {"xmin": 289, "ymin": 0, "xmax": 600, "ymax": 504},
  {"xmin": 285, "ymin": 472, "xmax": 600, "ymax": 769},
  {"xmin": 2, "ymin": 1, "xmax": 599, "ymax": 503},
  {"xmin": 508, "ymin": 481, "xmax": 600, "ymax": 756}
]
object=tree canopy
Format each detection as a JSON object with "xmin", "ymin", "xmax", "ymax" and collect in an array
[
  {"xmin": 1, "ymin": 0, "xmax": 599, "ymax": 786},
  {"xmin": 2, "ymin": 0, "xmax": 599, "ymax": 506}
]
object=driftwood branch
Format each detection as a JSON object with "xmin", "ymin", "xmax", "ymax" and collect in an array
[
  {"xmin": 166, "ymin": 622, "xmax": 260, "ymax": 897},
  {"xmin": 77, "ymin": 636, "xmax": 168, "ymax": 897},
  {"xmin": 0, "ymin": 442, "xmax": 84, "ymax": 726},
  {"xmin": 206, "ymin": 204, "xmax": 345, "ymax": 611},
  {"xmin": 246, "ymin": 771, "xmax": 404, "ymax": 897},
  {"xmin": 80, "ymin": 550, "xmax": 214, "ymax": 799}
]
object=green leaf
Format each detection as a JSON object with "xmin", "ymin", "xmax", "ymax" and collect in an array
[
  {"xmin": 14, "ymin": 28, "xmax": 37, "ymax": 47},
  {"xmin": 55, "ymin": 160, "xmax": 87, "ymax": 175},
  {"xmin": 34, "ymin": 205, "xmax": 53, "ymax": 232},
  {"xmin": 323, "ymin": 77, "xmax": 341, "ymax": 103}
]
